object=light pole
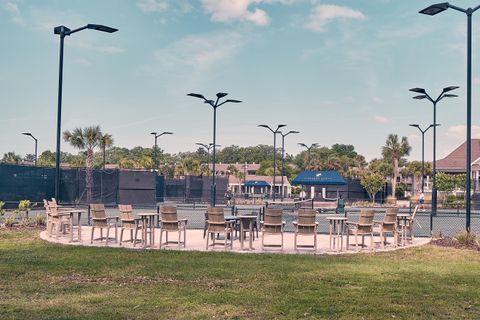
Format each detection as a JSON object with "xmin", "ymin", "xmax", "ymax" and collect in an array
[
  {"xmin": 298, "ymin": 143, "xmax": 319, "ymax": 169},
  {"xmin": 187, "ymin": 92, "xmax": 242, "ymax": 206},
  {"xmin": 22, "ymin": 132, "xmax": 37, "ymax": 166},
  {"xmin": 151, "ymin": 131, "xmax": 173, "ymax": 170},
  {"xmin": 259, "ymin": 124, "xmax": 286, "ymax": 202},
  {"xmin": 409, "ymin": 87, "xmax": 458, "ymax": 222},
  {"xmin": 409, "ymin": 124, "xmax": 437, "ymax": 193},
  {"xmin": 196, "ymin": 142, "xmax": 220, "ymax": 176},
  {"xmin": 243, "ymin": 162, "xmax": 248, "ymax": 195},
  {"xmin": 279, "ymin": 130, "xmax": 299, "ymax": 201},
  {"xmin": 54, "ymin": 24, "xmax": 117, "ymax": 200},
  {"xmin": 419, "ymin": 2, "xmax": 477, "ymax": 234}
]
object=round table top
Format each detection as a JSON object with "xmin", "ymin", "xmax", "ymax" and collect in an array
[{"xmin": 325, "ymin": 216, "xmax": 347, "ymax": 221}]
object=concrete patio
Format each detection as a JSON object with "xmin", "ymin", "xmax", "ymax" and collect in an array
[{"xmin": 40, "ymin": 227, "xmax": 430, "ymax": 255}]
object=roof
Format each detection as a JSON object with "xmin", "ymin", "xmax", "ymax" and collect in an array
[
  {"xmin": 228, "ymin": 175, "xmax": 290, "ymax": 186},
  {"xmin": 244, "ymin": 180, "xmax": 270, "ymax": 187},
  {"xmin": 436, "ymin": 139, "xmax": 480, "ymax": 172},
  {"xmin": 292, "ymin": 170, "xmax": 347, "ymax": 185}
]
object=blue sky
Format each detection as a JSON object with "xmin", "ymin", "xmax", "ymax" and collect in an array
[{"xmin": 2, "ymin": 0, "xmax": 480, "ymax": 162}]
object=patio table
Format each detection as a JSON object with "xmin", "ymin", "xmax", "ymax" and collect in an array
[
  {"xmin": 397, "ymin": 213, "xmax": 411, "ymax": 246},
  {"xmin": 237, "ymin": 215, "xmax": 257, "ymax": 250},
  {"xmin": 58, "ymin": 209, "xmax": 85, "ymax": 242},
  {"xmin": 137, "ymin": 212, "xmax": 158, "ymax": 248},
  {"xmin": 325, "ymin": 216, "xmax": 347, "ymax": 252}
]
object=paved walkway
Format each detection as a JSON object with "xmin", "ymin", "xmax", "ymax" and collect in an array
[{"xmin": 40, "ymin": 227, "xmax": 430, "ymax": 255}]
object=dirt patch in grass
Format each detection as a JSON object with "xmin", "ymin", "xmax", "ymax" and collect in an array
[{"xmin": 431, "ymin": 237, "xmax": 480, "ymax": 251}]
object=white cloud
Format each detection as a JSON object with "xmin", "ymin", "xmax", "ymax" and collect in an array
[
  {"xmin": 372, "ymin": 96, "xmax": 382, "ymax": 103},
  {"xmin": 201, "ymin": 0, "xmax": 272, "ymax": 26},
  {"xmin": 152, "ymin": 31, "xmax": 243, "ymax": 72},
  {"xmin": 446, "ymin": 125, "xmax": 480, "ymax": 141},
  {"xmin": 136, "ymin": 0, "xmax": 169, "ymax": 13},
  {"xmin": 76, "ymin": 58, "xmax": 91, "ymax": 66},
  {"xmin": 373, "ymin": 115, "xmax": 390, "ymax": 124},
  {"xmin": 97, "ymin": 46, "xmax": 125, "ymax": 54},
  {"xmin": 3, "ymin": 2, "xmax": 26, "ymax": 26},
  {"xmin": 305, "ymin": 4, "xmax": 365, "ymax": 32}
]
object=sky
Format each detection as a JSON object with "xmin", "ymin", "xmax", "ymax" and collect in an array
[{"xmin": 2, "ymin": 0, "xmax": 480, "ymax": 163}]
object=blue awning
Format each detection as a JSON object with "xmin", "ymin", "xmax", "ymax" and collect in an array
[
  {"xmin": 292, "ymin": 170, "xmax": 346, "ymax": 186},
  {"xmin": 244, "ymin": 180, "xmax": 270, "ymax": 187}
]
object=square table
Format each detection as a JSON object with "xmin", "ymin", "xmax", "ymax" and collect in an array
[
  {"xmin": 137, "ymin": 212, "xmax": 159, "ymax": 248},
  {"xmin": 325, "ymin": 216, "xmax": 347, "ymax": 252}
]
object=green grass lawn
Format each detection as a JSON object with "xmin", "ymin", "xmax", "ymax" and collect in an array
[{"xmin": 0, "ymin": 229, "xmax": 479, "ymax": 319}]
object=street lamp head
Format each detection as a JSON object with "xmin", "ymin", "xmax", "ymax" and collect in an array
[
  {"xmin": 150, "ymin": 132, "xmax": 157, "ymax": 136},
  {"xmin": 258, "ymin": 124, "xmax": 269, "ymax": 129},
  {"xmin": 54, "ymin": 25, "xmax": 71, "ymax": 35},
  {"xmin": 216, "ymin": 92, "xmax": 228, "ymax": 98},
  {"xmin": 22, "ymin": 132, "xmax": 32, "ymax": 136},
  {"xmin": 162, "ymin": 131, "xmax": 174, "ymax": 135},
  {"xmin": 413, "ymin": 95, "xmax": 428, "ymax": 100},
  {"xmin": 419, "ymin": 2, "xmax": 449, "ymax": 16},
  {"xmin": 442, "ymin": 86, "xmax": 459, "ymax": 93},
  {"xmin": 409, "ymin": 124, "xmax": 420, "ymax": 128},
  {"xmin": 443, "ymin": 94, "xmax": 458, "ymax": 98},
  {"xmin": 187, "ymin": 93, "xmax": 206, "ymax": 100},
  {"xmin": 288, "ymin": 130, "xmax": 300, "ymax": 135},
  {"xmin": 86, "ymin": 24, "xmax": 118, "ymax": 33},
  {"xmin": 298, "ymin": 143, "xmax": 308, "ymax": 148},
  {"xmin": 409, "ymin": 87, "xmax": 426, "ymax": 94},
  {"xmin": 277, "ymin": 124, "xmax": 287, "ymax": 130},
  {"xmin": 225, "ymin": 99, "xmax": 242, "ymax": 103}
]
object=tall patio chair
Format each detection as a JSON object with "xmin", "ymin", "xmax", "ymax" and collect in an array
[
  {"xmin": 205, "ymin": 207, "xmax": 234, "ymax": 250},
  {"xmin": 47, "ymin": 200, "xmax": 72, "ymax": 239},
  {"xmin": 118, "ymin": 204, "xmax": 142, "ymax": 246},
  {"xmin": 159, "ymin": 206, "xmax": 188, "ymax": 249},
  {"xmin": 346, "ymin": 209, "xmax": 375, "ymax": 251},
  {"xmin": 407, "ymin": 205, "xmax": 419, "ymax": 242},
  {"xmin": 90, "ymin": 204, "xmax": 118, "ymax": 245},
  {"xmin": 373, "ymin": 208, "xmax": 398, "ymax": 248},
  {"xmin": 293, "ymin": 208, "xmax": 318, "ymax": 252},
  {"xmin": 261, "ymin": 208, "xmax": 286, "ymax": 251}
]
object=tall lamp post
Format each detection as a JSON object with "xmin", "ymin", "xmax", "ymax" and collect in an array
[
  {"xmin": 151, "ymin": 131, "xmax": 173, "ymax": 170},
  {"xmin": 196, "ymin": 142, "xmax": 220, "ymax": 175},
  {"xmin": 22, "ymin": 132, "xmax": 38, "ymax": 166},
  {"xmin": 409, "ymin": 124, "xmax": 437, "ymax": 193},
  {"xmin": 187, "ymin": 92, "xmax": 242, "ymax": 206},
  {"xmin": 298, "ymin": 143, "xmax": 319, "ymax": 169},
  {"xmin": 279, "ymin": 130, "xmax": 299, "ymax": 201},
  {"xmin": 258, "ymin": 124, "xmax": 286, "ymax": 202},
  {"xmin": 54, "ymin": 24, "xmax": 117, "ymax": 200},
  {"xmin": 409, "ymin": 87, "xmax": 458, "ymax": 224},
  {"xmin": 419, "ymin": 2, "xmax": 478, "ymax": 233}
]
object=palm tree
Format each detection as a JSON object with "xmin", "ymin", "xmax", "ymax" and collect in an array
[
  {"xmin": 99, "ymin": 133, "xmax": 114, "ymax": 169},
  {"xmin": 382, "ymin": 134, "xmax": 411, "ymax": 199},
  {"xmin": 63, "ymin": 126, "xmax": 105, "ymax": 203},
  {"xmin": 2, "ymin": 152, "xmax": 22, "ymax": 164}
]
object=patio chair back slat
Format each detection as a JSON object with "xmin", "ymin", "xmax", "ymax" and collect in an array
[
  {"xmin": 264, "ymin": 208, "xmax": 283, "ymax": 234},
  {"xmin": 161, "ymin": 206, "xmax": 179, "ymax": 231}
]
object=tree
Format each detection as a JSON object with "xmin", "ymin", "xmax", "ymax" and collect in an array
[
  {"xmin": 382, "ymin": 134, "xmax": 411, "ymax": 199},
  {"xmin": 404, "ymin": 161, "xmax": 432, "ymax": 193},
  {"xmin": 2, "ymin": 152, "xmax": 22, "ymax": 164},
  {"xmin": 24, "ymin": 154, "xmax": 36, "ymax": 163},
  {"xmin": 99, "ymin": 133, "xmax": 114, "ymax": 168},
  {"xmin": 361, "ymin": 171, "xmax": 385, "ymax": 203},
  {"xmin": 63, "ymin": 126, "xmax": 104, "ymax": 203}
]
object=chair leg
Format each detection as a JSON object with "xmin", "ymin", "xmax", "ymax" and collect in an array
[
  {"xmin": 120, "ymin": 228, "xmax": 124, "ymax": 246},
  {"xmin": 90, "ymin": 226, "xmax": 95, "ymax": 244},
  {"xmin": 159, "ymin": 229, "xmax": 163, "ymax": 249},
  {"xmin": 184, "ymin": 228, "xmax": 187, "ymax": 248},
  {"xmin": 314, "ymin": 232, "xmax": 317, "ymax": 252},
  {"xmin": 355, "ymin": 233, "xmax": 359, "ymax": 252},
  {"xmin": 206, "ymin": 231, "xmax": 210, "ymax": 250},
  {"xmin": 294, "ymin": 232, "xmax": 297, "ymax": 252},
  {"xmin": 106, "ymin": 227, "xmax": 110, "ymax": 246},
  {"xmin": 134, "ymin": 227, "xmax": 139, "ymax": 247},
  {"xmin": 262, "ymin": 231, "xmax": 265, "ymax": 250},
  {"xmin": 370, "ymin": 233, "xmax": 374, "ymax": 250},
  {"xmin": 130, "ymin": 229, "xmax": 133, "ymax": 243},
  {"xmin": 114, "ymin": 225, "xmax": 118, "ymax": 243},
  {"xmin": 178, "ymin": 230, "xmax": 181, "ymax": 249},
  {"xmin": 100, "ymin": 228, "xmax": 103, "ymax": 242}
]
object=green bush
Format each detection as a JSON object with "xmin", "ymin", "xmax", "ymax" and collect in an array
[
  {"xmin": 34, "ymin": 214, "xmax": 46, "ymax": 226},
  {"xmin": 3, "ymin": 215, "xmax": 16, "ymax": 227},
  {"xmin": 455, "ymin": 231, "xmax": 477, "ymax": 247}
]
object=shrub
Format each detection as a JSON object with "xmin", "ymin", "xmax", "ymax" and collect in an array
[
  {"xmin": 35, "ymin": 214, "xmax": 46, "ymax": 226},
  {"xmin": 3, "ymin": 215, "xmax": 16, "ymax": 228},
  {"xmin": 19, "ymin": 218, "xmax": 33, "ymax": 228},
  {"xmin": 455, "ymin": 231, "xmax": 478, "ymax": 247}
]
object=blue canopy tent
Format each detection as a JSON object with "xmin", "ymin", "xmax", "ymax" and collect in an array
[
  {"xmin": 292, "ymin": 170, "xmax": 346, "ymax": 200},
  {"xmin": 244, "ymin": 180, "xmax": 270, "ymax": 196}
]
